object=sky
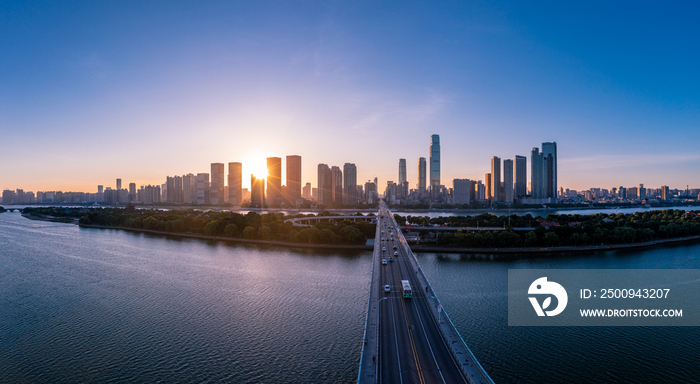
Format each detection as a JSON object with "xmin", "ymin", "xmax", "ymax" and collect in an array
[{"xmin": 1, "ymin": 1, "xmax": 699, "ymax": 192}]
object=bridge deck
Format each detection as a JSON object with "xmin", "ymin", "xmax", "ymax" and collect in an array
[{"xmin": 358, "ymin": 202, "xmax": 494, "ymax": 384}]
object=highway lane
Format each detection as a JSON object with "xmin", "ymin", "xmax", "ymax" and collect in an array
[{"xmin": 376, "ymin": 205, "xmax": 468, "ymax": 384}]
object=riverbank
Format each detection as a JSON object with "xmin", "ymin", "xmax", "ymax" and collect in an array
[
  {"xmin": 23, "ymin": 214, "xmax": 700, "ymax": 256},
  {"xmin": 78, "ymin": 224, "xmax": 374, "ymax": 251},
  {"xmin": 410, "ymin": 234, "xmax": 700, "ymax": 255}
]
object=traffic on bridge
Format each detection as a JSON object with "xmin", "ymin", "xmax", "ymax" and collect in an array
[{"xmin": 358, "ymin": 201, "xmax": 494, "ymax": 384}]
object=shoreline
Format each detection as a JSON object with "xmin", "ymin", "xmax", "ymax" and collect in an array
[
  {"xmin": 78, "ymin": 224, "xmax": 374, "ymax": 251},
  {"xmin": 410, "ymin": 234, "xmax": 700, "ymax": 255},
  {"xmin": 79, "ymin": 223, "xmax": 700, "ymax": 255},
  {"xmin": 22, "ymin": 214, "xmax": 700, "ymax": 256}
]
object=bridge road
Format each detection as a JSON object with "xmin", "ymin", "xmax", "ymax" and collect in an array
[{"xmin": 376, "ymin": 203, "xmax": 469, "ymax": 384}]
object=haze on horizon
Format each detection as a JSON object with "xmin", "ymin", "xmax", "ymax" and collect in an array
[{"xmin": 1, "ymin": 1, "xmax": 699, "ymax": 193}]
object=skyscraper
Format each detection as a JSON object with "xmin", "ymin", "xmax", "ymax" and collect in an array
[
  {"xmin": 116, "ymin": 179, "xmax": 122, "ymax": 190},
  {"xmin": 317, "ymin": 164, "xmax": 332, "ymax": 206},
  {"xmin": 541, "ymin": 142, "xmax": 557, "ymax": 200},
  {"xmin": 286, "ymin": 155, "xmax": 302, "ymax": 205},
  {"xmin": 331, "ymin": 165, "xmax": 343, "ymax": 205},
  {"xmin": 250, "ymin": 175, "xmax": 265, "ymax": 207},
  {"xmin": 266, "ymin": 157, "xmax": 282, "ymax": 205},
  {"xmin": 228, "ymin": 162, "xmax": 242, "ymax": 205},
  {"xmin": 399, "ymin": 159, "xmax": 406, "ymax": 185},
  {"xmin": 503, "ymin": 159, "xmax": 514, "ymax": 203},
  {"xmin": 429, "ymin": 135, "xmax": 440, "ymax": 189},
  {"xmin": 210, "ymin": 163, "xmax": 225, "ymax": 205},
  {"xmin": 196, "ymin": 173, "xmax": 210, "ymax": 205},
  {"xmin": 531, "ymin": 142, "xmax": 558, "ymax": 201},
  {"xmin": 531, "ymin": 147, "xmax": 543, "ymax": 199},
  {"xmin": 514, "ymin": 155, "xmax": 527, "ymax": 198},
  {"xmin": 343, "ymin": 163, "xmax": 357, "ymax": 205},
  {"xmin": 417, "ymin": 157, "xmax": 426, "ymax": 195},
  {"xmin": 303, "ymin": 182, "xmax": 311, "ymax": 199},
  {"xmin": 485, "ymin": 173, "xmax": 492, "ymax": 202},
  {"xmin": 491, "ymin": 157, "xmax": 501, "ymax": 202}
]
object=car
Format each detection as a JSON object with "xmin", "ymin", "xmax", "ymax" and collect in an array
[
  {"xmin": 389, "ymin": 257, "xmax": 393, "ymax": 262},
  {"xmin": 394, "ymin": 251, "xmax": 398, "ymax": 256},
  {"xmin": 393, "ymin": 246, "xmax": 397, "ymax": 250},
  {"xmin": 382, "ymin": 247, "xmax": 386, "ymax": 251},
  {"xmin": 382, "ymin": 259, "xmax": 387, "ymax": 265},
  {"xmin": 384, "ymin": 285, "xmax": 390, "ymax": 292}
]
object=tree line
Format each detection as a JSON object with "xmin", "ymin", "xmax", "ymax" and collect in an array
[
  {"xmin": 396, "ymin": 210, "xmax": 700, "ymax": 248},
  {"xmin": 22, "ymin": 207, "xmax": 376, "ymax": 245}
]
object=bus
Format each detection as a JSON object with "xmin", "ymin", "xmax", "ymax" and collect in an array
[{"xmin": 401, "ymin": 280, "xmax": 412, "ymax": 299}]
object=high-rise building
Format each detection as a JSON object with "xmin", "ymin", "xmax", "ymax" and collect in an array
[
  {"xmin": 228, "ymin": 162, "xmax": 242, "ymax": 205},
  {"xmin": 417, "ymin": 157, "xmax": 426, "ymax": 195},
  {"xmin": 331, "ymin": 166, "xmax": 343, "ymax": 205},
  {"xmin": 303, "ymin": 182, "xmax": 311, "ymax": 199},
  {"xmin": 661, "ymin": 185, "xmax": 670, "ymax": 201},
  {"xmin": 453, "ymin": 179, "xmax": 472, "ymax": 205},
  {"xmin": 317, "ymin": 164, "xmax": 332, "ymax": 205},
  {"xmin": 531, "ymin": 147, "xmax": 542, "ymax": 198},
  {"xmin": 97, "ymin": 185, "xmax": 104, "ymax": 202},
  {"xmin": 210, "ymin": 163, "xmax": 225, "ymax": 205},
  {"xmin": 429, "ymin": 135, "xmax": 440, "ymax": 188},
  {"xmin": 266, "ymin": 157, "xmax": 282, "ymax": 205},
  {"xmin": 541, "ymin": 142, "xmax": 557, "ymax": 200},
  {"xmin": 491, "ymin": 156, "xmax": 501, "ymax": 202},
  {"xmin": 343, "ymin": 163, "xmax": 357, "ymax": 205},
  {"xmin": 128, "ymin": 183, "xmax": 136, "ymax": 202},
  {"xmin": 514, "ymin": 155, "xmax": 527, "ymax": 198},
  {"xmin": 399, "ymin": 159, "xmax": 406, "ymax": 185},
  {"xmin": 485, "ymin": 173, "xmax": 492, "ymax": 202},
  {"xmin": 503, "ymin": 159, "xmax": 514, "ymax": 203},
  {"xmin": 196, "ymin": 173, "xmax": 210, "ymax": 205},
  {"xmin": 183, "ymin": 173, "xmax": 196, "ymax": 204},
  {"xmin": 250, "ymin": 175, "xmax": 265, "ymax": 207},
  {"xmin": 286, "ymin": 155, "xmax": 302, "ymax": 205},
  {"xmin": 531, "ymin": 142, "xmax": 558, "ymax": 201},
  {"xmin": 166, "ymin": 176, "xmax": 179, "ymax": 202},
  {"xmin": 116, "ymin": 179, "xmax": 122, "ymax": 191}
]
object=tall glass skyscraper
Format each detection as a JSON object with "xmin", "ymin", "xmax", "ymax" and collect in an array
[
  {"xmin": 417, "ymin": 157, "xmax": 426, "ymax": 194},
  {"xmin": 429, "ymin": 134, "xmax": 440, "ymax": 188},
  {"xmin": 398, "ymin": 159, "xmax": 406, "ymax": 185},
  {"xmin": 531, "ymin": 142, "xmax": 557, "ymax": 201}
]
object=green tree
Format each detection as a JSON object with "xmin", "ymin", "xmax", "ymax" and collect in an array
[
  {"xmin": 242, "ymin": 226, "xmax": 257, "ymax": 239},
  {"xmin": 544, "ymin": 232, "xmax": 559, "ymax": 247},
  {"xmin": 224, "ymin": 223, "xmax": 239, "ymax": 237}
]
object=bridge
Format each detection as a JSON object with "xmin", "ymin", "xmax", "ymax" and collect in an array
[
  {"xmin": 285, "ymin": 215, "xmax": 376, "ymax": 227},
  {"xmin": 357, "ymin": 201, "xmax": 494, "ymax": 384}
]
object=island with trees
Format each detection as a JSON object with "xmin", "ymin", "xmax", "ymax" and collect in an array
[
  {"xmin": 396, "ymin": 209, "xmax": 700, "ymax": 252},
  {"xmin": 21, "ymin": 207, "xmax": 376, "ymax": 249}
]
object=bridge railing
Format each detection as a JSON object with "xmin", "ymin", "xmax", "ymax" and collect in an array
[
  {"xmin": 394, "ymin": 218, "xmax": 495, "ymax": 384},
  {"xmin": 356, "ymin": 212, "xmax": 381, "ymax": 384}
]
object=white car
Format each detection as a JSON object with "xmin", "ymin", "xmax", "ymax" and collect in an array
[
  {"xmin": 384, "ymin": 285, "xmax": 390, "ymax": 292},
  {"xmin": 394, "ymin": 251, "xmax": 398, "ymax": 256},
  {"xmin": 382, "ymin": 259, "xmax": 387, "ymax": 265},
  {"xmin": 382, "ymin": 247, "xmax": 386, "ymax": 251}
]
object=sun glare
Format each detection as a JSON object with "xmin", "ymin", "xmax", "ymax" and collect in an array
[{"xmin": 245, "ymin": 155, "xmax": 268, "ymax": 180}]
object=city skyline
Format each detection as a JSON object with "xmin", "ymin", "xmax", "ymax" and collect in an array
[{"xmin": 2, "ymin": 2, "xmax": 699, "ymax": 192}]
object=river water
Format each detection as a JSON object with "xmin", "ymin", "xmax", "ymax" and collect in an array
[{"xmin": 1, "ymin": 210, "xmax": 699, "ymax": 383}]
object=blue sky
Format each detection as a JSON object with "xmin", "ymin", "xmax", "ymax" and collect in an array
[{"xmin": 1, "ymin": 1, "xmax": 698, "ymax": 192}]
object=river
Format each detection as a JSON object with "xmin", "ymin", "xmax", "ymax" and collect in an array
[{"xmin": 1, "ymin": 210, "xmax": 699, "ymax": 383}]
